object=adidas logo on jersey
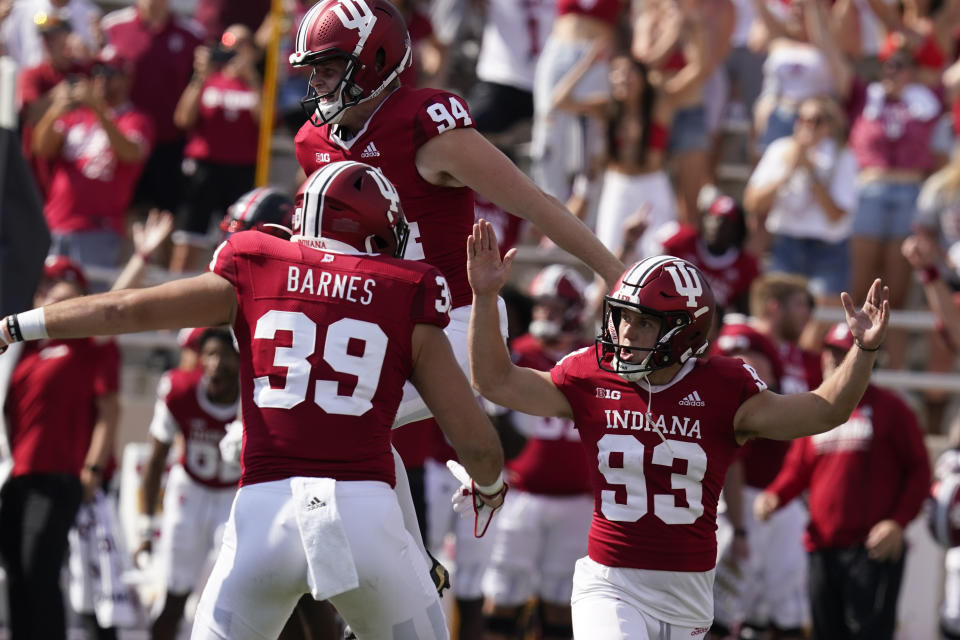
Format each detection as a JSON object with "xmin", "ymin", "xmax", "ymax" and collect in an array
[
  {"xmin": 361, "ymin": 142, "xmax": 380, "ymax": 158},
  {"xmin": 678, "ymin": 391, "xmax": 705, "ymax": 407},
  {"xmin": 306, "ymin": 496, "xmax": 326, "ymax": 511}
]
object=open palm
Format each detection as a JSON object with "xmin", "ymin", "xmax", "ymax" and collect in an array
[
  {"xmin": 840, "ymin": 278, "xmax": 890, "ymax": 350},
  {"xmin": 467, "ymin": 220, "xmax": 515, "ymax": 297}
]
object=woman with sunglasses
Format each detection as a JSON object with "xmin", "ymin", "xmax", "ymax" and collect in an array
[
  {"xmin": 744, "ymin": 96, "xmax": 858, "ymax": 347},
  {"xmin": 847, "ymin": 40, "xmax": 941, "ymax": 369}
]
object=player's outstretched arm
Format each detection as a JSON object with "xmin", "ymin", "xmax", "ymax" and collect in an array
[
  {"xmin": 410, "ymin": 323, "xmax": 503, "ymax": 488},
  {"xmin": 467, "ymin": 220, "xmax": 574, "ymax": 419},
  {"xmin": 734, "ymin": 278, "xmax": 890, "ymax": 442},
  {"xmin": 0, "ymin": 272, "xmax": 236, "ymax": 348},
  {"xmin": 416, "ymin": 128, "xmax": 625, "ymax": 287}
]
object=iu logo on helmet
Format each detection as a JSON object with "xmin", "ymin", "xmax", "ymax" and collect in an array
[
  {"xmin": 664, "ymin": 262, "xmax": 703, "ymax": 308},
  {"xmin": 332, "ymin": 0, "xmax": 376, "ymax": 42},
  {"xmin": 365, "ymin": 167, "xmax": 400, "ymax": 215}
]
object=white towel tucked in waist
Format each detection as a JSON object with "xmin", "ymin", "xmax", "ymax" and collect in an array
[{"xmin": 291, "ymin": 477, "xmax": 359, "ymax": 600}]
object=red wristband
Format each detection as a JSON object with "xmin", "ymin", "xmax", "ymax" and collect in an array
[{"xmin": 918, "ymin": 265, "xmax": 940, "ymax": 284}]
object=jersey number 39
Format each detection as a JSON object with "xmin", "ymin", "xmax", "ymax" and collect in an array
[{"xmin": 252, "ymin": 311, "xmax": 386, "ymax": 415}]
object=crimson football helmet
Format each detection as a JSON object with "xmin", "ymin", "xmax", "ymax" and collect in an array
[
  {"xmin": 928, "ymin": 464, "xmax": 960, "ymax": 548},
  {"xmin": 527, "ymin": 265, "xmax": 587, "ymax": 339},
  {"xmin": 290, "ymin": 0, "xmax": 411, "ymax": 125},
  {"xmin": 596, "ymin": 255, "xmax": 715, "ymax": 381},
  {"xmin": 221, "ymin": 187, "xmax": 295, "ymax": 237},
  {"xmin": 293, "ymin": 160, "xmax": 409, "ymax": 257}
]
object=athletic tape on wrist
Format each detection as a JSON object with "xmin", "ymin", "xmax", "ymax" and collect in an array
[
  {"xmin": 475, "ymin": 474, "xmax": 504, "ymax": 496},
  {"xmin": 15, "ymin": 308, "xmax": 48, "ymax": 341}
]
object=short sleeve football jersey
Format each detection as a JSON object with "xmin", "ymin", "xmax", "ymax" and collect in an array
[
  {"xmin": 209, "ymin": 230, "xmax": 450, "ymax": 487},
  {"xmin": 149, "ymin": 368, "xmax": 241, "ymax": 489},
  {"xmin": 295, "ymin": 86, "xmax": 477, "ymax": 308},
  {"xmin": 551, "ymin": 352, "xmax": 766, "ymax": 572}
]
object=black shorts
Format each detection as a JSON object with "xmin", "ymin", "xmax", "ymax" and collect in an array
[
  {"xmin": 133, "ymin": 139, "xmax": 187, "ymax": 212},
  {"xmin": 176, "ymin": 160, "xmax": 256, "ymax": 236},
  {"xmin": 468, "ymin": 81, "xmax": 534, "ymax": 135}
]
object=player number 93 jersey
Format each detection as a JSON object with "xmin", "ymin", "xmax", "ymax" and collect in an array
[
  {"xmin": 209, "ymin": 230, "xmax": 451, "ymax": 488},
  {"xmin": 551, "ymin": 351, "xmax": 767, "ymax": 572}
]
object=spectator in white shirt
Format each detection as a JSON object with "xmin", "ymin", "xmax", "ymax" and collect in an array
[{"xmin": 744, "ymin": 95, "xmax": 858, "ymax": 346}]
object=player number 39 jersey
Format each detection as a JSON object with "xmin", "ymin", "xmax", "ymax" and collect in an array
[
  {"xmin": 551, "ymin": 352, "xmax": 766, "ymax": 572},
  {"xmin": 209, "ymin": 230, "xmax": 451, "ymax": 488}
]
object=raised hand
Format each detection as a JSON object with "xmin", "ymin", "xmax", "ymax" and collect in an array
[
  {"xmin": 132, "ymin": 209, "xmax": 175, "ymax": 259},
  {"xmin": 467, "ymin": 219, "xmax": 516, "ymax": 298},
  {"xmin": 840, "ymin": 278, "xmax": 890, "ymax": 351}
]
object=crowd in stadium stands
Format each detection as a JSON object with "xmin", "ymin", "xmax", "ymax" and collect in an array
[{"xmin": 1, "ymin": 0, "xmax": 960, "ymax": 638}]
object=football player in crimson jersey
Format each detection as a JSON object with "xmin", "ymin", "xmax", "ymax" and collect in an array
[
  {"xmin": 481, "ymin": 265, "xmax": 594, "ymax": 640},
  {"xmin": 136, "ymin": 328, "xmax": 241, "ymax": 640},
  {"xmin": 466, "ymin": 219, "xmax": 890, "ymax": 639},
  {"xmin": 289, "ymin": 0, "xmax": 624, "ymax": 428},
  {"xmin": 0, "ymin": 161, "xmax": 506, "ymax": 640}
]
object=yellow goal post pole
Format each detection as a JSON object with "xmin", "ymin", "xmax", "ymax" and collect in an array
[{"xmin": 255, "ymin": 0, "xmax": 285, "ymax": 187}]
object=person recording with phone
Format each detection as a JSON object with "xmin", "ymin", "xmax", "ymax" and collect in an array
[
  {"xmin": 169, "ymin": 23, "xmax": 262, "ymax": 273},
  {"xmin": 31, "ymin": 44, "xmax": 154, "ymax": 270}
]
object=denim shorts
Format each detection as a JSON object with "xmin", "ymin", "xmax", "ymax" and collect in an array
[
  {"xmin": 668, "ymin": 104, "xmax": 709, "ymax": 153},
  {"xmin": 757, "ymin": 105, "xmax": 797, "ymax": 152},
  {"xmin": 769, "ymin": 235, "xmax": 850, "ymax": 296},
  {"xmin": 852, "ymin": 180, "xmax": 920, "ymax": 239}
]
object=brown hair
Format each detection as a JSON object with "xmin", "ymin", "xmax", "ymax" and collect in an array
[{"xmin": 749, "ymin": 272, "xmax": 812, "ymax": 319}]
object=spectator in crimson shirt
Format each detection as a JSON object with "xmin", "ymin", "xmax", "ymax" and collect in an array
[
  {"xmin": 101, "ymin": 0, "xmax": 204, "ymax": 213},
  {"xmin": 16, "ymin": 12, "xmax": 92, "ymax": 196},
  {"xmin": 32, "ymin": 44, "xmax": 154, "ymax": 268},
  {"xmin": 755, "ymin": 322, "xmax": 930, "ymax": 640},
  {"xmin": 0, "ymin": 257, "xmax": 120, "ymax": 640},
  {"xmin": 168, "ymin": 24, "xmax": 261, "ymax": 272}
]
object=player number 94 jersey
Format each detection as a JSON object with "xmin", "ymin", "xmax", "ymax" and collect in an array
[
  {"xmin": 209, "ymin": 231, "xmax": 451, "ymax": 488},
  {"xmin": 551, "ymin": 351, "xmax": 766, "ymax": 572},
  {"xmin": 295, "ymin": 86, "xmax": 478, "ymax": 308}
]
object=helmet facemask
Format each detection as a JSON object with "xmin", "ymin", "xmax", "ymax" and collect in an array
[
  {"xmin": 291, "ymin": 0, "xmax": 413, "ymax": 127},
  {"xmin": 300, "ymin": 54, "xmax": 365, "ymax": 126},
  {"xmin": 595, "ymin": 300, "xmax": 704, "ymax": 382}
]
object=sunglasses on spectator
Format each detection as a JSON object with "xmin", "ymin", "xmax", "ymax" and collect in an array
[{"xmin": 797, "ymin": 114, "xmax": 827, "ymax": 127}]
